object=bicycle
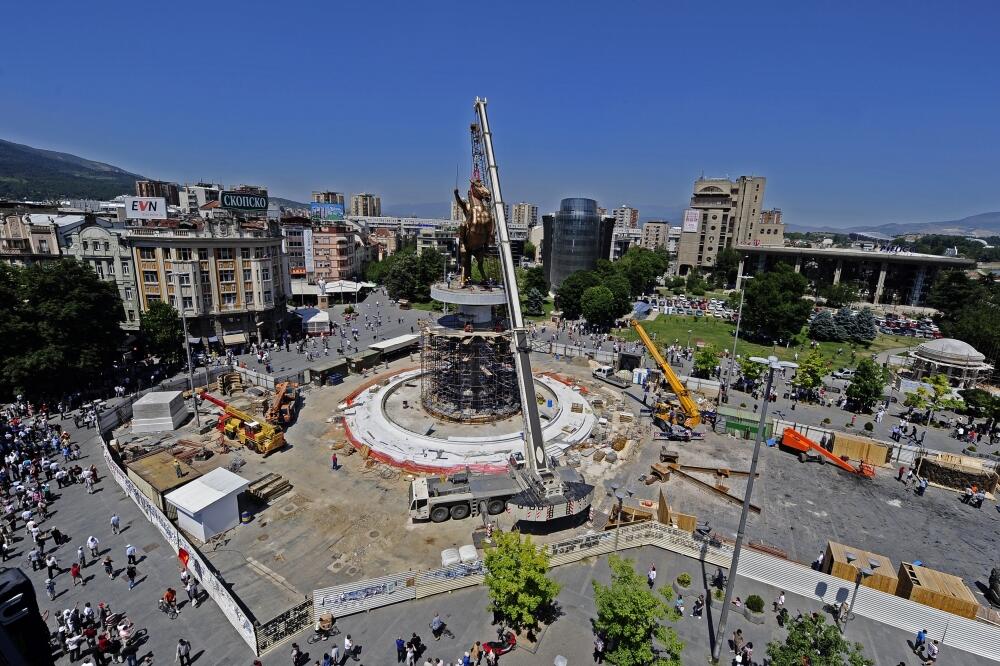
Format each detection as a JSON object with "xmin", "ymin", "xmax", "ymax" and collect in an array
[
  {"xmin": 430, "ymin": 620, "xmax": 455, "ymax": 640},
  {"xmin": 157, "ymin": 599, "xmax": 179, "ymax": 620},
  {"xmin": 307, "ymin": 615, "xmax": 340, "ymax": 644}
]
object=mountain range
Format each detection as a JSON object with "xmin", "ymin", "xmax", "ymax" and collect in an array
[
  {"xmin": 0, "ymin": 139, "xmax": 146, "ymax": 201},
  {"xmin": 785, "ymin": 212, "xmax": 1000, "ymax": 238},
  {"xmin": 1, "ymin": 138, "xmax": 997, "ymax": 237}
]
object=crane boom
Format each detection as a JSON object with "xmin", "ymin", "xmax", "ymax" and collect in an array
[
  {"xmin": 473, "ymin": 98, "xmax": 549, "ymax": 479},
  {"xmin": 630, "ymin": 320, "xmax": 702, "ymax": 428}
]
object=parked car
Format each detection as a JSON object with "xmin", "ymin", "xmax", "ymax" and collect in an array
[{"xmin": 832, "ymin": 368, "xmax": 855, "ymax": 380}]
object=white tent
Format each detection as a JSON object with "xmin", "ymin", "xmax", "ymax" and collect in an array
[
  {"xmin": 324, "ymin": 280, "xmax": 362, "ymax": 294},
  {"xmin": 164, "ymin": 468, "xmax": 249, "ymax": 542},
  {"xmin": 295, "ymin": 307, "xmax": 331, "ymax": 335}
]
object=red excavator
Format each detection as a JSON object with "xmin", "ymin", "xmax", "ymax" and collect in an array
[{"xmin": 780, "ymin": 428, "xmax": 875, "ymax": 478}]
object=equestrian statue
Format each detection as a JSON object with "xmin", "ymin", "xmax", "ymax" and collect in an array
[{"xmin": 453, "ymin": 178, "xmax": 495, "ymax": 285}]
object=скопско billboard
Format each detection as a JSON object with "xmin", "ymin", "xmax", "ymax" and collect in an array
[{"xmin": 311, "ymin": 203, "xmax": 345, "ymax": 221}]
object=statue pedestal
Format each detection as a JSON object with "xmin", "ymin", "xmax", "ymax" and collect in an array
[{"xmin": 430, "ymin": 282, "xmax": 507, "ymax": 329}]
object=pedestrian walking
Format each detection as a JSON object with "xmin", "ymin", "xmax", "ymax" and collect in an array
[
  {"xmin": 396, "ymin": 636, "xmax": 406, "ymax": 663},
  {"xmin": 70, "ymin": 562, "xmax": 84, "ymax": 586},
  {"xmin": 126, "ymin": 544, "xmax": 137, "ymax": 565},
  {"xmin": 46, "ymin": 554, "xmax": 59, "ymax": 578},
  {"xmin": 125, "ymin": 563, "xmax": 137, "ymax": 590},
  {"xmin": 103, "ymin": 556, "xmax": 114, "ymax": 578},
  {"xmin": 647, "ymin": 564, "xmax": 657, "ymax": 588},
  {"xmin": 914, "ymin": 628, "xmax": 928, "ymax": 654},
  {"xmin": 185, "ymin": 579, "xmax": 199, "ymax": 607},
  {"xmin": 331, "ymin": 453, "xmax": 338, "ymax": 471},
  {"xmin": 176, "ymin": 638, "xmax": 193, "ymax": 665},
  {"xmin": 110, "ymin": 513, "xmax": 120, "ymax": 535},
  {"xmin": 45, "ymin": 577, "xmax": 55, "ymax": 600},
  {"xmin": 773, "ymin": 590, "xmax": 785, "ymax": 612},
  {"xmin": 77, "ymin": 545, "xmax": 87, "ymax": 568},
  {"xmin": 593, "ymin": 634, "xmax": 605, "ymax": 663},
  {"xmin": 87, "ymin": 535, "xmax": 100, "ymax": 558},
  {"xmin": 344, "ymin": 634, "xmax": 356, "ymax": 661}
]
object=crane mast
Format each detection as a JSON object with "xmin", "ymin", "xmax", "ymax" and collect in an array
[{"xmin": 473, "ymin": 98, "xmax": 573, "ymax": 502}]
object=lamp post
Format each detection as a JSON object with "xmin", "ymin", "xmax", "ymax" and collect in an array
[
  {"xmin": 610, "ymin": 483, "xmax": 633, "ymax": 552},
  {"xmin": 841, "ymin": 558, "xmax": 878, "ymax": 633},
  {"xmin": 173, "ymin": 263, "xmax": 200, "ymax": 427},
  {"xmin": 724, "ymin": 276, "xmax": 753, "ymax": 397},
  {"xmin": 686, "ymin": 329, "xmax": 692, "ymax": 351},
  {"xmin": 711, "ymin": 355, "xmax": 797, "ymax": 662}
]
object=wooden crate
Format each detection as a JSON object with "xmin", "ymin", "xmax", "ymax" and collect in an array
[
  {"xmin": 896, "ymin": 562, "xmax": 979, "ymax": 619},
  {"xmin": 824, "ymin": 541, "xmax": 898, "ymax": 595},
  {"xmin": 831, "ymin": 433, "xmax": 890, "ymax": 466}
]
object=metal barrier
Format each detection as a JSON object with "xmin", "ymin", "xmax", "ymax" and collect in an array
[
  {"xmin": 101, "ymin": 441, "xmax": 260, "ymax": 654},
  {"xmin": 254, "ymin": 599, "xmax": 312, "ymax": 654}
]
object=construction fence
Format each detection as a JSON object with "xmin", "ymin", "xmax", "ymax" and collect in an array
[{"xmin": 101, "ymin": 439, "xmax": 260, "ymax": 653}]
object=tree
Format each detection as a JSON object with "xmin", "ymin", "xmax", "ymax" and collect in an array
[
  {"xmin": 793, "ymin": 350, "xmax": 826, "ymax": 396},
  {"xmin": 903, "ymin": 386, "xmax": 931, "ymax": 411},
  {"xmin": 140, "ymin": 301, "xmax": 184, "ymax": 365},
  {"xmin": 524, "ymin": 265, "xmax": 549, "ymax": 296},
  {"xmin": 853, "ymin": 308, "xmax": 878, "ymax": 343},
  {"xmin": 925, "ymin": 373, "xmax": 961, "ymax": 422},
  {"xmin": 766, "ymin": 613, "xmax": 873, "ymax": 666},
  {"xmin": 385, "ymin": 252, "xmax": 421, "ymax": 301},
  {"xmin": 522, "ymin": 240, "xmax": 536, "ymax": 262},
  {"xmin": 809, "ymin": 311, "xmax": 841, "ymax": 341},
  {"xmin": 845, "ymin": 358, "xmax": 887, "ymax": 412},
  {"xmin": 1, "ymin": 259, "xmax": 125, "ymax": 400},
  {"xmin": 958, "ymin": 389, "xmax": 1000, "ymax": 419},
  {"xmin": 738, "ymin": 356, "xmax": 766, "ymax": 386},
  {"xmin": 524, "ymin": 288, "xmax": 545, "ymax": 316},
  {"xmin": 483, "ymin": 531, "xmax": 560, "ymax": 633},
  {"xmin": 556, "ymin": 270, "xmax": 600, "ymax": 319},
  {"xmin": 616, "ymin": 247, "xmax": 668, "ymax": 296},
  {"xmin": 693, "ymin": 345, "xmax": 719, "ymax": 379},
  {"xmin": 712, "ymin": 248, "xmax": 741, "ymax": 288},
  {"xmin": 685, "ymin": 270, "xmax": 707, "ymax": 296},
  {"xmin": 581, "ymin": 286, "xmax": 617, "ymax": 329},
  {"xmin": 741, "ymin": 263, "xmax": 812, "ymax": 343},
  {"xmin": 605, "ymin": 274, "xmax": 633, "ymax": 319},
  {"xmin": 820, "ymin": 282, "xmax": 859, "ymax": 308},
  {"xmin": 592, "ymin": 555, "xmax": 683, "ymax": 666},
  {"xmin": 928, "ymin": 271, "xmax": 1000, "ymax": 383},
  {"xmin": 833, "ymin": 307, "xmax": 858, "ymax": 342}
]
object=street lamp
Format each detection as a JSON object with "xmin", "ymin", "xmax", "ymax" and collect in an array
[
  {"xmin": 711, "ymin": 355, "xmax": 797, "ymax": 662},
  {"xmin": 173, "ymin": 263, "xmax": 200, "ymax": 427},
  {"xmin": 610, "ymin": 483, "xmax": 633, "ymax": 552},
  {"xmin": 841, "ymin": 559, "xmax": 878, "ymax": 633},
  {"xmin": 723, "ymin": 276, "xmax": 753, "ymax": 399},
  {"xmin": 686, "ymin": 329, "xmax": 692, "ymax": 351}
]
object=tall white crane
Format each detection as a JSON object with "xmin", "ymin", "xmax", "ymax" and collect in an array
[{"xmin": 472, "ymin": 97, "xmax": 593, "ymax": 519}]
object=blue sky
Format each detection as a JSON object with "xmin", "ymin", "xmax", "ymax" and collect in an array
[{"xmin": 2, "ymin": 0, "xmax": 998, "ymax": 226}]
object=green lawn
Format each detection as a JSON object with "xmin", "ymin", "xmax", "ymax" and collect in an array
[
  {"xmin": 406, "ymin": 297, "xmax": 554, "ymax": 321},
  {"xmin": 614, "ymin": 314, "xmax": 916, "ymax": 369},
  {"xmin": 408, "ymin": 300, "xmax": 444, "ymax": 312}
]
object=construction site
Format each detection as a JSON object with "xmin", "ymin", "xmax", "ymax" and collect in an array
[{"xmin": 107, "ymin": 100, "xmax": 1000, "ymax": 632}]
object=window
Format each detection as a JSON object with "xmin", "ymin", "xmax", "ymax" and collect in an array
[
  {"xmin": 216, "ymin": 248, "xmax": 233, "ymax": 260},
  {"xmin": 124, "ymin": 287, "xmax": 133, "ymax": 301},
  {"xmin": 261, "ymin": 269, "xmax": 270, "ymax": 282},
  {"xmin": 82, "ymin": 241, "xmax": 89, "ymax": 251},
  {"xmin": 121, "ymin": 262, "xmax": 131, "ymax": 275},
  {"xmin": 200, "ymin": 271, "xmax": 210, "ymax": 283},
  {"xmin": 94, "ymin": 262, "xmax": 104, "ymax": 279},
  {"xmin": 245, "ymin": 292, "xmax": 254, "ymax": 305},
  {"xmin": 241, "ymin": 248, "xmax": 251, "ymax": 259},
  {"xmin": 103, "ymin": 242, "xmax": 110, "ymax": 251},
  {"xmin": 198, "ymin": 248, "xmax": 208, "ymax": 260},
  {"xmin": 182, "ymin": 296, "xmax": 193, "ymax": 310},
  {"xmin": 222, "ymin": 293, "xmax": 237, "ymax": 307},
  {"xmin": 126, "ymin": 310, "xmax": 135, "ymax": 322},
  {"xmin": 178, "ymin": 274, "xmax": 191, "ymax": 286},
  {"xmin": 143, "ymin": 271, "xmax": 158, "ymax": 283},
  {"xmin": 106, "ymin": 261, "xmax": 115, "ymax": 276},
  {"xmin": 176, "ymin": 248, "xmax": 192, "ymax": 260},
  {"xmin": 147, "ymin": 295, "xmax": 160, "ymax": 304},
  {"xmin": 39, "ymin": 239, "xmax": 49, "ymax": 254},
  {"xmin": 243, "ymin": 268, "xmax": 252, "ymax": 282},
  {"xmin": 219, "ymin": 270, "xmax": 235, "ymax": 283},
  {"xmin": 202, "ymin": 295, "xmax": 213, "ymax": 309},
  {"xmin": 139, "ymin": 248, "xmax": 155, "ymax": 260},
  {"xmin": 264, "ymin": 291, "xmax": 273, "ymax": 305}
]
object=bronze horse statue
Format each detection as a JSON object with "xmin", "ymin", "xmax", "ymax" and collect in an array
[{"xmin": 453, "ymin": 178, "xmax": 495, "ymax": 284}]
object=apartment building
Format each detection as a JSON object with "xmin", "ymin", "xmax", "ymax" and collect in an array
[
  {"xmin": 177, "ymin": 183, "xmax": 222, "ymax": 215},
  {"xmin": 350, "ymin": 193, "xmax": 382, "ymax": 217},
  {"xmin": 312, "ymin": 222, "xmax": 367, "ymax": 283},
  {"xmin": 312, "ymin": 191, "xmax": 345, "ymax": 205},
  {"xmin": 61, "ymin": 218, "xmax": 142, "ymax": 330},
  {"xmin": 128, "ymin": 218, "xmax": 286, "ymax": 346},
  {"xmin": 612, "ymin": 205, "xmax": 639, "ymax": 230},
  {"xmin": 136, "ymin": 180, "xmax": 180, "ymax": 206}
]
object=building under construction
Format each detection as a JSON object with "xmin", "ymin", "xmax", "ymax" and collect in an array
[{"xmin": 420, "ymin": 329, "xmax": 520, "ymax": 423}]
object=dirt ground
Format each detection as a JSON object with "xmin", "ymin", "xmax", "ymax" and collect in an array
[{"xmin": 119, "ymin": 354, "xmax": 1000, "ymax": 622}]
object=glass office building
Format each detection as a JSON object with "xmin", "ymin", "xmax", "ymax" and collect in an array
[{"xmin": 542, "ymin": 198, "xmax": 614, "ymax": 290}]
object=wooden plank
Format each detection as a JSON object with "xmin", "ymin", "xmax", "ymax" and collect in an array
[
  {"xmin": 678, "ymin": 464, "xmax": 759, "ymax": 478},
  {"xmin": 670, "ymin": 467, "xmax": 761, "ymax": 514},
  {"xmin": 650, "ymin": 463, "xmax": 672, "ymax": 481}
]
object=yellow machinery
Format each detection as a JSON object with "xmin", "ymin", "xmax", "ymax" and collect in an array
[
  {"xmin": 629, "ymin": 320, "xmax": 701, "ymax": 428},
  {"xmin": 199, "ymin": 392, "xmax": 285, "ymax": 456}
]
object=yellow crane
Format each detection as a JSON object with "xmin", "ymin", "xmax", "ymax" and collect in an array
[{"xmin": 630, "ymin": 320, "xmax": 701, "ymax": 428}]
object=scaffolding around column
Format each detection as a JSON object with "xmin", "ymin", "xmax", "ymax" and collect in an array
[{"xmin": 420, "ymin": 329, "xmax": 520, "ymax": 423}]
